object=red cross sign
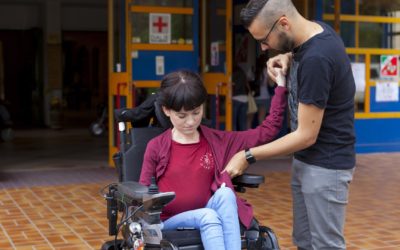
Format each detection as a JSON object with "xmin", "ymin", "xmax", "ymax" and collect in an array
[
  {"xmin": 153, "ymin": 16, "xmax": 168, "ymax": 32},
  {"xmin": 149, "ymin": 13, "xmax": 171, "ymax": 44}
]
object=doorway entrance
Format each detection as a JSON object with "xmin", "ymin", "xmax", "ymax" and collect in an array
[
  {"xmin": 62, "ymin": 31, "xmax": 108, "ymax": 128},
  {"xmin": 0, "ymin": 29, "xmax": 43, "ymax": 128}
]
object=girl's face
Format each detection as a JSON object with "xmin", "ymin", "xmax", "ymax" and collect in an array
[{"xmin": 163, "ymin": 105, "xmax": 203, "ymax": 136}]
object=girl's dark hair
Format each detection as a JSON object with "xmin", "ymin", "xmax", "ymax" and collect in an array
[
  {"xmin": 240, "ymin": 0, "xmax": 268, "ymax": 28},
  {"xmin": 157, "ymin": 70, "xmax": 207, "ymax": 111}
]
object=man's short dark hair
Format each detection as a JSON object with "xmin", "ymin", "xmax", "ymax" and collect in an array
[
  {"xmin": 158, "ymin": 70, "xmax": 207, "ymax": 112},
  {"xmin": 240, "ymin": 0, "xmax": 269, "ymax": 28}
]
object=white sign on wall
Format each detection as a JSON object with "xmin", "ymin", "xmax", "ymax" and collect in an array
[
  {"xmin": 351, "ymin": 62, "xmax": 366, "ymax": 93},
  {"xmin": 149, "ymin": 13, "xmax": 171, "ymax": 44},
  {"xmin": 156, "ymin": 56, "xmax": 165, "ymax": 76},
  {"xmin": 211, "ymin": 42, "xmax": 219, "ymax": 66},
  {"xmin": 376, "ymin": 81, "xmax": 399, "ymax": 102}
]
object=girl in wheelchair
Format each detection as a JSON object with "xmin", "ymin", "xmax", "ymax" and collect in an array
[{"xmin": 139, "ymin": 70, "xmax": 287, "ymax": 250}]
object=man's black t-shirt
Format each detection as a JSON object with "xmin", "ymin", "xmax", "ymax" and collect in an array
[{"xmin": 288, "ymin": 22, "xmax": 356, "ymax": 169}]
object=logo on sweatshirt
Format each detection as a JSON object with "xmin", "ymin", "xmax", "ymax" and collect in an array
[{"xmin": 200, "ymin": 152, "xmax": 214, "ymax": 170}]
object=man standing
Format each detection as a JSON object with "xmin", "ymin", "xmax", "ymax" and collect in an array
[{"xmin": 223, "ymin": 0, "xmax": 356, "ymax": 249}]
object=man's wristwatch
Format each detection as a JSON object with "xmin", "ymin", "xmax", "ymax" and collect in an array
[{"xmin": 244, "ymin": 148, "xmax": 256, "ymax": 164}]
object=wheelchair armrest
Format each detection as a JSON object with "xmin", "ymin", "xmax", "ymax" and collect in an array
[
  {"xmin": 232, "ymin": 173, "xmax": 264, "ymax": 193},
  {"xmin": 143, "ymin": 192, "xmax": 176, "ymax": 212},
  {"xmin": 117, "ymin": 181, "xmax": 149, "ymax": 201},
  {"xmin": 116, "ymin": 181, "xmax": 176, "ymax": 213}
]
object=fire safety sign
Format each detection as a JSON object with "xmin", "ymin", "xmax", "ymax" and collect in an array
[{"xmin": 149, "ymin": 13, "xmax": 171, "ymax": 44}]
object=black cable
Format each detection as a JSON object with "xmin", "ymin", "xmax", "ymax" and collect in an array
[
  {"xmin": 114, "ymin": 204, "xmax": 144, "ymax": 249},
  {"xmin": 98, "ymin": 182, "xmax": 119, "ymax": 248},
  {"xmin": 99, "ymin": 183, "xmax": 145, "ymax": 249},
  {"xmin": 116, "ymin": 204, "xmax": 144, "ymax": 229},
  {"xmin": 98, "ymin": 182, "xmax": 120, "ymax": 249},
  {"xmin": 99, "ymin": 182, "xmax": 118, "ymax": 197},
  {"xmin": 114, "ymin": 199, "xmax": 128, "ymax": 250}
]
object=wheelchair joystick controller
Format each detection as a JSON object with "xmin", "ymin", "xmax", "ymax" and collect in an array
[{"xmin": 148, "ymin": 176, "xmax": 159, "ymax": 194}]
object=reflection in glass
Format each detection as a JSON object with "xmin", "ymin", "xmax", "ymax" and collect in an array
[
  {"xmin": 370, "ymin": 55, "xmax": 381, "ymax": 80},
  {"xmin": 323, "ymin": 0, "xmax": 355, "ymax": 15},
  {"xmin": 350, "ymin": 56, "xmax": 366, "ymax": 112},
  {"xmin": 171, "ymin": 14, "xmax": 193, "ymax": 44},
  {"xmin": 113, "ymin": 0, "xmax": 124, "ymax": 72},
  {"xmin": 131, "ymin": 13, "xmax": 149, "ymax": 43},
  {"xmin": 359, "ymin": 1, "xmax": 400, "ymax": 16},
  {"xmin": 204, "ymin": 0, "xmax": 226, "ymax": 73},
  {"xmin": 359, "ymin": 23, "xmax": 385, "ymax": 48},
  {"xmin": 339, "ymin": 22, "xmax": 355, "ymax": 47}
]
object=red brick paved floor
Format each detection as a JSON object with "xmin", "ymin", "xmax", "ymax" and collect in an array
[
  {"xmin": 0, "ymin": 153, "xmax": 399, "ymax": 249},
  {"xmin": 1, "ymin": 129, "xmax": 399, "ymax": 249},
  {"xmin": 239, "ymin": 153, "xmax": 400, "ymax": 250}
]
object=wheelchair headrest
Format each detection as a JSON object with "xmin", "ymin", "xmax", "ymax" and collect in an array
[
  {"xmin": 114, "ymin": 93, "xmax": 171, "ymax": 129},
  {"xmin": 114, "ymin": 92, "xmax": 212, "ymax": 129}
]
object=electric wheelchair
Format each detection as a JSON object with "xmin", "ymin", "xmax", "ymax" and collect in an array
[{"xmin": 101, "ymin": 94, "xmax": 280, "ymax": 250}]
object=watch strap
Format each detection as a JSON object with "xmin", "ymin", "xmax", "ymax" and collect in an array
[{"xmin": 245, "ymin": 148, "xmax": 256, "ymax": 164}]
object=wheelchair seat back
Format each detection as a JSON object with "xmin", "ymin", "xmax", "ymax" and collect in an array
[{"xmin": 119, "ymin": 126, "xmax": 165, "ymax": 182}]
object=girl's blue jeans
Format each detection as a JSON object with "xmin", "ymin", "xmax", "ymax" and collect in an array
[{"xmin": 162, "ymin": 186, "xmax": 241, "ymax": 250}]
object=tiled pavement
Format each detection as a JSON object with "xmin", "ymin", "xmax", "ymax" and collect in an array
[
  {"xmin": 240, "ymin": 153, "xmax": 400, "ymax": 250},
  {"xmin": 0, "ymin": 129, "xmax": 399, "ymax": 249}
]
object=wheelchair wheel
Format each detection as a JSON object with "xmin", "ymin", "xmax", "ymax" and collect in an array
[
  {"xmin": 101, "ymin": 239, "xmax": 124, "ymax": 250},
  {"xmin": 90, "ymin": 122, "xmax": 105, "ymax": 136},
  {"xmin": 257, "ymin": 226, "xmax": 280, "ymax": 250}
]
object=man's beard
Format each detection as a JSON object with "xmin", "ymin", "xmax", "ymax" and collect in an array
[{"xmin": 276, "ymin": 31, "xmax": 295, "ymax": 53}]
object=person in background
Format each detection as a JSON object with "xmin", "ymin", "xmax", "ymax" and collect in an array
[
  {"xmin": 252, "ymin": 53, "xmax": 273, "ymax": 126},
  {"xmin": 232, "ymin": 64, "xmax": 250, "ymax": 131}
]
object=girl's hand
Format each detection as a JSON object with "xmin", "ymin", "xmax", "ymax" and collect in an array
[
  {"xmin": 275, "ymin": 68, "xmax": 286, "ymax": 87},
  {"xmin": 267, "ymin": 52, "xmax": 292, "ymax": 82}
]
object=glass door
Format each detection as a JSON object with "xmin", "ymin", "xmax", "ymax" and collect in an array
[
  {"xmin": 108, "ymin": 0, "xmax": 131, "ymax": 164},
  {"xmin": 201, "ymin": 0, "xmax": 232, "ymax": 130}
]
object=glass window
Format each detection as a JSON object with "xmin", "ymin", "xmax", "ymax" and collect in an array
[
  {"xmin": 392, "ymin": 21, "xmax": 400, "ymax": 49},
  {"xmin": 359, "ymin": 1, "xmax": 400, "ymax": 16},
  {"xmin": 131, "ymin": 13, "xmax": 149, "ymax": 43},
  {"xmin": 359, "ymin": 22, "xmax": 386, "ymax": 48},
  {"xmin": 349, "ymin": 55, "xmax": 366, "ymax": 112},
  {"xmin": 171, "ymin": 14, "xmax": 193, "ymax": 44},
  {"xmin": 332, "ymin": 22, "xmax": 399, "ymax": 49},
  {"xmin": 324, "ymin": 21, "xmax": 356, "ymax": 47},
  {"xmin": 370, "ymin": 55, "xmax": 381, "ymax": 80},
  {"xmin": 349, "ymin": 54, "xmax": 387, "ymax": 113},
  {"xmin": 340, "ymin": 22, "xmax": 356, "ymax": 47},
  {"xmin": 131, "ymin": 13, "xmax": 193, "ymax": 44},
  {"xmin": 326, "ymin": 21, "xmax": 400, "ymax": 49},
  {"xmin": 324, "ymin": 0, "xmax": 400, "ymax": 17},
  {"xmin": 323, "ymin": 0, "xmax": 356, "ymax": 15},
  {"xmin": 204, "ymin": 0, "xmax": 226, "ymax": 73},
  {"xmin": 133, "ymin": 0, "xmax": 193, "ymax": 7},
  {"xmin": 113, "ymin": 0, "xmax": 125, "ymax": 72}
]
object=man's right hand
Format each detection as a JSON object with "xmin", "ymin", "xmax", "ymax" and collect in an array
[
  {"xmin": 221, "ymin": 150, "xmax": 249, "ymax": 178},
  {"xmin": 267, "ymin": 52, "xmax": 292, "ymax": 83}
]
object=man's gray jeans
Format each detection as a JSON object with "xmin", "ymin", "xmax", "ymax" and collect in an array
[{"xmin": 291, "ymin": 158, "xmax": 354, "ymax": 250}]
